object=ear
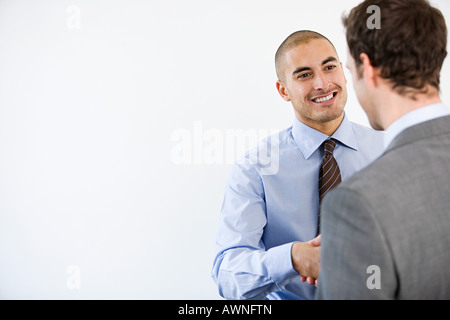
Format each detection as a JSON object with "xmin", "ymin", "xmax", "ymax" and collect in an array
[
  {"xmin": 360, "ymin": 53, "xmax": 377, "ymax": 88},
  {"xmin": 276, "ymin": 80, "xmax": 291, "ymax": 102}
]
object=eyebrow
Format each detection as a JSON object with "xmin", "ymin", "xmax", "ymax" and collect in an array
[{"xmin": 292, "ymin": 56, "xmax": 338, "ymax": 76}]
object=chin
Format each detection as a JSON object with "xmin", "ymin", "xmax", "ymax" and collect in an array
[{"xmin": 319, "ymin": 107, "xmax": 345, "ymax": 123}]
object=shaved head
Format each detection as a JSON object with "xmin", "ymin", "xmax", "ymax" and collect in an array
[{"xmin": 275, "ymin": 30, "xmax": 337, "ymax": 82}]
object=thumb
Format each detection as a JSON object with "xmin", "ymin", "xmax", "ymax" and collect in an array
[{"xmin": 309, "ymin": 234, "xmax": 321, "ymax": 247}]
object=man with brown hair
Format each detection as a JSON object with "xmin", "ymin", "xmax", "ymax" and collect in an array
[{"xmin": 316, "ymin": 0, "xmax": 450, "ymax": 299}]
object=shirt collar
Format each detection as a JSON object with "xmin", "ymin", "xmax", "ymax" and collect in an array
[
  {"xmin": 292, "ymin": 112, "xmax": 359, "ymax": 159},
  {"xmin": 384, "ymin": 102, "xmax": 450, "ymax": 149}
]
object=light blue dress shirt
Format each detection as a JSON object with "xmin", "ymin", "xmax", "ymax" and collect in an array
[{"xmin": 211, "ymin": 113, "xmax": 384, "ymax": 300}]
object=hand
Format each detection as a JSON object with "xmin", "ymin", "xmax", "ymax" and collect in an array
[
  {"xmin": 309, "ymin": 234, "xmax": 321, "ymax": 247},
  {"xmin": 299, "ymin": 234, "xmax": 321, "ymax": 286},
  {"xmin": 291, "ymin": 234, "xmax": 321, "ymax": 282}
]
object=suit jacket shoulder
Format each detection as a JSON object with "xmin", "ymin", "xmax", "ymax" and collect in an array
[{"xmin": 317, "ymin": 115, "xmax": 450, "ymax": 299}]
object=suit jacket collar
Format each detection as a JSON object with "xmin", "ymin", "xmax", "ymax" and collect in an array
[{"xmin": 385, "ymin": 115, "xmax": 450, "ymax": 153}]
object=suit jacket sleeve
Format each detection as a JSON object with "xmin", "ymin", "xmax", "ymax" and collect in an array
[{"xmin": 315, "ymin": 186, "xmax": 398, "ymax": 299}]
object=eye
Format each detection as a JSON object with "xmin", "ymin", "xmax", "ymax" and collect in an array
[
  {"xmin": 298, "ymin": 72, "xmax": 311, "ymax": 79},
  {"xmin": 325, "ymin": 65, "xmax": 336, "ymax": 71}
]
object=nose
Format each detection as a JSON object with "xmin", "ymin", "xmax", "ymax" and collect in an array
[{"xmin": 313, "ymin": 71, "xmax": 331, "ymax": 91}]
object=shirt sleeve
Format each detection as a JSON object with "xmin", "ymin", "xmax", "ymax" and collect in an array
[{"xmin": 211, "ymin": 159, "xmax": 299, "ymax": 300}]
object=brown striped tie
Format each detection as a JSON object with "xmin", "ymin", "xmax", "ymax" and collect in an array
[{"xmin": 317, "ymin": 138, "xmax": 341, "ymax": 234}]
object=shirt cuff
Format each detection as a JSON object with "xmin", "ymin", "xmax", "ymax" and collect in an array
[{"xmin": 266, "ymin": 242, "xmax": 299, "ymax": 287}]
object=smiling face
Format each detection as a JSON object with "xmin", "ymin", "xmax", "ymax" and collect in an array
[{"xmin": 277, "ymin": 38, "xmax": 347, "ymax": 133}]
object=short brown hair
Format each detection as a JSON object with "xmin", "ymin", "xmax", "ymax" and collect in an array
[
  {"xmin": 275, "ymin": 30, "xmax": 336, "ymax": 81},
  {"xmin": 343, "ymin": 0, "xmax": 447, "ymax": 97}
]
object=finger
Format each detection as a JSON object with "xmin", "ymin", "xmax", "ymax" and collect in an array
[{"xmin": 310, "ymin": 234, "xmax": 322, "ymax": 246}]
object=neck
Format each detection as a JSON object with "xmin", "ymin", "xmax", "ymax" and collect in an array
[
  {"xmin": 297, "ymin": 112, "xmax": 345, "ymax": 137},
  {"xmin": 377, "ymin": 87, "xmax": 442, "ymax": 130}
]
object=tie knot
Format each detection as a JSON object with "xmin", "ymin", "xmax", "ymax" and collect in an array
[{"xmin": 322, "ymin": 139, "xmax": 337, "ymax": 155}]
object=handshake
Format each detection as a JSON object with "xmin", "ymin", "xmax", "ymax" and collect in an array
[{"xmin": 291, "ymin": 235, "xmax": 321, "ymax": 286}]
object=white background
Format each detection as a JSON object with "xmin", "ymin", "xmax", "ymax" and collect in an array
[{"xmin": 0, "ymin": 0, "xmax": 449, "ymax": 299}]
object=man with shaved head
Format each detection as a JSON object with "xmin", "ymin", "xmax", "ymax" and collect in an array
[{"xmin": 211, "ymin": 30, "xmax": 383, "ymax": 300}]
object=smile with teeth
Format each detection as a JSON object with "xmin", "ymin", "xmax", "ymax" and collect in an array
[{"xmin": 312, "ymin": 92, "xmax": 337, "ymax": 103}]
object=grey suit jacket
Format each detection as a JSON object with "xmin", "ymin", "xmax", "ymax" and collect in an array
[{"xmin": 316, "ymin": 115, "xmax": 450, "ymax": 299}]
